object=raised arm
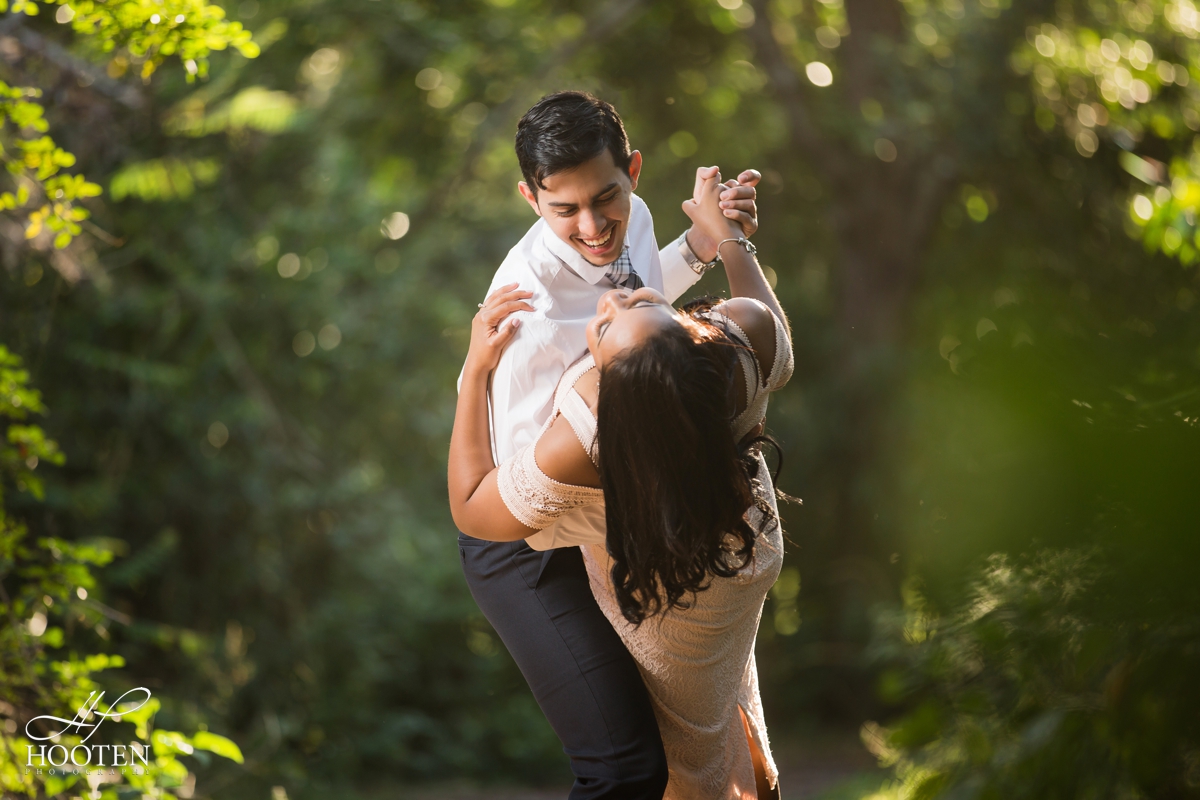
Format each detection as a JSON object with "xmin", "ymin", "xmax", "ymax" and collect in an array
[
  {"xmin": 660, "ymin": 168, "xmax": 761, "ymax": 303},
  {"xmin": 683, "ymin": 170, "xmax": 788, "ymax": 337}
]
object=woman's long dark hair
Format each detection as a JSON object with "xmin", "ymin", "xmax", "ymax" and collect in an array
[{"xmin": 597, "ymin": 303, "xmax": 776, "ymax": 625}]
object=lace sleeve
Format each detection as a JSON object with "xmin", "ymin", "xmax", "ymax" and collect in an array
[
  {"xmin": 497, "ymin": 441, "xmax": 605, "ymax": 531},
  {"xmin": 763, "ymin": 304, "xmax": 794, "ymax": 392},
  {"xmin": 701, "ymin": 299, "xmax": 794, "ymax": 392}
]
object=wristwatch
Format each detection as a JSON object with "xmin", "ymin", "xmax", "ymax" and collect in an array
[{"xmin": 678, "ymin": 231, "xmax": 721, "ymax": 276}]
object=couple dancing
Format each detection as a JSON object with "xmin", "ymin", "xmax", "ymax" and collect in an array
[{"xmin": 448, "ymin": 91, "xmax": 793, "ymax": 800}]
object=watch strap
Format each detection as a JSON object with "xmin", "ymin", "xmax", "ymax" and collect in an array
[{"xmin": 678, "ymin": 231, "xmax": 720, "ymax": 275}]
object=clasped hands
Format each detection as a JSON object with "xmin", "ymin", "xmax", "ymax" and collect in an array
[{"xmin": 685, "ymin": 166, "xmax": 762, "ymax": 264}]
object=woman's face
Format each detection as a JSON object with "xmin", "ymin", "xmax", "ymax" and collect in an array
[{"xmin": 586, "ymin": 287, "xmax": 683, "ymax": 368}]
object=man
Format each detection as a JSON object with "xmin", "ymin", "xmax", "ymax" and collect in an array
[{"xmin": 456, "ymin": 91, "xmax": 759, "ymax": 798}]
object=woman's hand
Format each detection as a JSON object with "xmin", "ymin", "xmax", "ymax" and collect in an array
[
  {"xmin": 682, "ymin": 168, "xmax": 743, "ymax": 254},
  {"xmin": 465, "ymin": 283, "xmax": 534, "ymax": 374}
]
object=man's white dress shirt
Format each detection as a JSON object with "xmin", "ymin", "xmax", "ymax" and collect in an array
[{"xmin": 468, "ymin": 193, "xmax": 703, "ymax": 550}]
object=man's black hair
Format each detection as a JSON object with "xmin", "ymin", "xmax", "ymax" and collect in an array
[{"xmin": 515, "ymin": 91, "xmax": 632, "ymax": 194}]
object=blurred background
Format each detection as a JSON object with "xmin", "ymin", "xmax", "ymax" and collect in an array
[{"xmin": 3, "ymin": 0, "xmax": 1200, "ymax": 797}]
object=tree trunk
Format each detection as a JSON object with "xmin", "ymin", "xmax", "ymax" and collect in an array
[{"xmin": 750, "ymin": 0, "xmax": 957, "ymax": 713}]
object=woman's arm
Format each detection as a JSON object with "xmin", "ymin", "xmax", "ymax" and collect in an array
[
  {"xmin": 448, "ymin": 284, "xmax": 539, "ymax": 541},
  {"xmin": 682, "ymin": 170, "xmax": 789, "ymax": 339},
  {"xmin": 448, "ymin": 286, "xmax": 602, "ymax": 541}
]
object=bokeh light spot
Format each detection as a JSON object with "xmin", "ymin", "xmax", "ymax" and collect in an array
[
  {"xmin": 1132, "ymin": 194, "xmax": 1153, "ymax": 221},
  {"xmin": 806, "ymin": 62, "xmax": 833, "ymax": 87},
  {"xmin": 293, "ymin": 331, "xmax": 316, "ymax": 357},
  {"xmin": 415, "ymin": 68, "xmax": 442, "ymax": 90},
  {"xmin": 318, "ymin": 323, "xmax": 342, "ymax": 350},
  {"xmin": 1075, "ymin": 129, "xmax": 1099, "ymax": 157},
  {"xmin": 668, "ymin": 131, "xmax": 698, "ymax": 158},
  {"xmin": 207, "ymin": 422, "xmax": 230, "ymax": 448},
  {"xmin": 816, "ymin": 26, "xmax": 842, "ymax": 48},
  {"xmin": 277, "ymin": 253, "xmax": 301, "ymax": 278},
  {"xmin": 861, "ymin": 98, "xmax": 884, "ymax": 123},
  {"xmin": 381, "ymin": 212, "xmax": 410, "ymax": 240}
]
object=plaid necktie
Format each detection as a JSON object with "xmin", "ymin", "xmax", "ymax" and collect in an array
[{"xmin": 604, "ymin": 246, "xmax": 644, "ymax": 290}]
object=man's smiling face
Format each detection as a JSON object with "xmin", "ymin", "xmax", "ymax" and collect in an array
[{"xmin": 518, "ymin": 149, "xmax": 643, "ymax": 267}]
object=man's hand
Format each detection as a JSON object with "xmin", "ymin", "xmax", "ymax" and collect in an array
[{"xmin": 685, "ymin": 166, "xmax": 761, "ymax": 263}]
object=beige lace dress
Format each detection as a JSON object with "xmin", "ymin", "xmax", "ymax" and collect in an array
[{"xmin": 497, "ymin": 300, "xmax": 794, "ymax": 799}]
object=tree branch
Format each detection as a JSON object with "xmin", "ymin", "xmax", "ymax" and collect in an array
[{"xmin": 0, "ymin": 16, "xmax": 144, "ymax": 109}]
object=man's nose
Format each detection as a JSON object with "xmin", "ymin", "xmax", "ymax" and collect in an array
[{"xmin": 578, "ymin": 209, "xmax": 606, "ymax": 238}]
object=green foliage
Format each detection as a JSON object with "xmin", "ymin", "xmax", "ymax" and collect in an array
[
  {"xmin": 1013, "ymin": 2, "xmax": 1200, "ymax": 265},
  {"xmin": 3, "ymin": 0, "xmax": 259, "ymax": 79},
  {"xmin": 0, "ymin": 345, "xmax": 63, "ymax": 502},
  {"xmin": 0, "ymin": 349, "xmax": 243, "ymax": 798},
  {"xmin": 0, "ymin": 82, "xmax": 98, "ymax": 250},
  {"xmin": 109, "ymin": 157, "xmax": 220, "ymax": 201},
  {"xmin": 4, "ymin": 0, "xmax": 1200, "ymax": 795},
  {"xmin": 866, "ymin": 549, "xmax": 1200, "ymax": 798},
  {"xmin": 0, "ymin": 0, "xmax": 258, "ymax": 248},
  {"xmin": 162, "ymin": 86, "xmax": 300, "ymax": 137}
]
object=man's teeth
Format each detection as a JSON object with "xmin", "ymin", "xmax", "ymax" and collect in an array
[{"xmin": 582, "ymin": 230, "xmax": 613, "ymax": 248}]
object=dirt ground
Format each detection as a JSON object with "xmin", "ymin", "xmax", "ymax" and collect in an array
[{"xmin": 386, "ymin": 731, "xmax": 886, "ymax": 800}]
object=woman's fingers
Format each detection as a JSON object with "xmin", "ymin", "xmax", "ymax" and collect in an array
[
  {"xmin": 483, "ymin": 284, "xmax": 530, "ymax": 305},
  {"xmin": 493, "ymin": 315, "xmax": 521, "ymax": 339},
  {"xmin": 480, "ymin": 289, "xmax": 532, "ymax": 312},
  {"xmin": 736, "ymin": 169, "xmax": 762, "ymax": 187},
  {"xmin": 484, "ymin": 282, "xmax": 518, "ymax": 301},
  {"xmin": 486, "ymin": 315, "xmax": 522, "ymax": 352},
  {"xmin": 483, "ymin": 291, "xmax": 533, "ymax": 309},
  {"xmin": 484, "ymin": 299, "xmax": 534, "ymax": 325},
  {"xmin": 478, "ymin": 286, "xmax": 533, "ymax": 331},
  {"xmin": 482, "ymin": 285, "xmax": 531, "ymax": 313}
]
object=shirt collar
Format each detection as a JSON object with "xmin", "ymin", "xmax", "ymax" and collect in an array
[{"xmin": 541, "ymin": 220, "xmax": 629, "ymax": 286}]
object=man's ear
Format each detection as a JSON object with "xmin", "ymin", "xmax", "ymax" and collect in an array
[
  {"xmin": 517, "ymin": 181, "xmax": 541, "ymax": 216},
  {"xmin": 627, "ymin": 151, "xmax": 643, "ymax": 192}
]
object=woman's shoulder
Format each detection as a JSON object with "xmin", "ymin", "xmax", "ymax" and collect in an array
[
  {"xmin": 553, "ymin": 353, "xmax": 597, "ymax": 409},
  {"xmin": 538, "ymin": 355, "xmax": 600, "ymax": 488},
  {"xmin": 708, "ymin": 298, "xmax": 778, "ymax": 379},
  {"xmin": 711, "ymin": 297, "xmax": 775, "ymax": 336},
  {"xmin": 573, "ymin": 367, "xmax": 599, "ymax": 412},
  {"xmin": 535, "ymin": 407, "xmax": 601, "ymax": 488}
]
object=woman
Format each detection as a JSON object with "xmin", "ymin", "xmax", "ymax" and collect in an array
[{"xmin": 449, "ymin": 170, "xmax": 793, "ymax": 799}]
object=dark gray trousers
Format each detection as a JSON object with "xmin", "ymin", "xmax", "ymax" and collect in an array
[{"xmin": 458, "ymin": 534, "xmax": 667, "ymax": 799}]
